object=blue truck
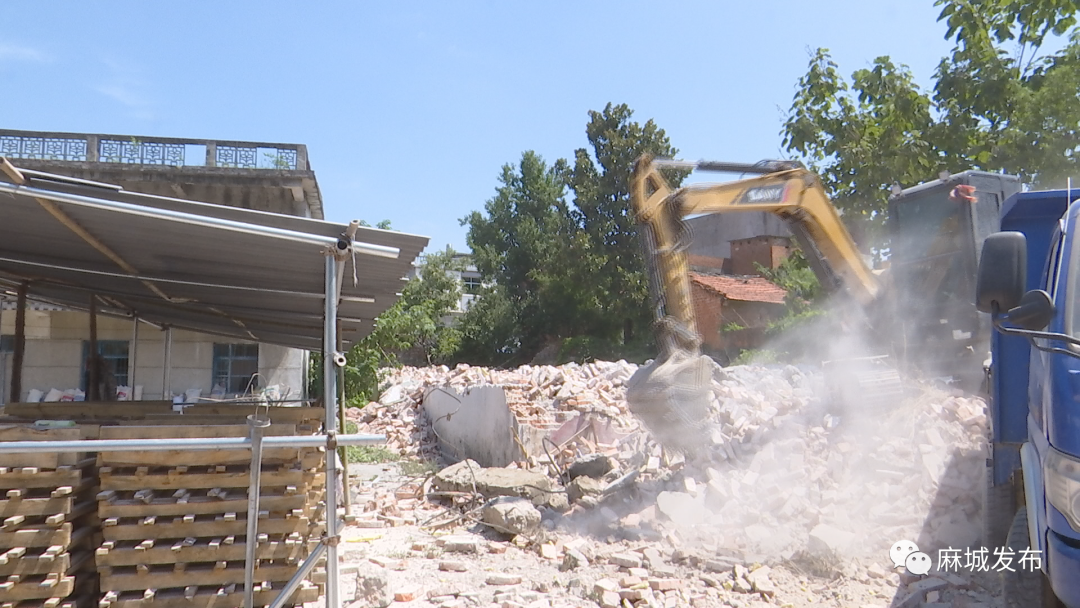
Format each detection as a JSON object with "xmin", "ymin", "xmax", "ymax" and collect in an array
[{"xmin": 976, "ymin": 186, "xmax": 1080, "ymax": 607}]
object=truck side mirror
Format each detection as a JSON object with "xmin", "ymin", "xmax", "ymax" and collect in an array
[
  {"xmin": 1006, "ymin": 289, "xmax": 1056, "ymax": 330},
  {"xmin": 976, "ymin": 231, "xmax": 1027, "ymax": 313}
]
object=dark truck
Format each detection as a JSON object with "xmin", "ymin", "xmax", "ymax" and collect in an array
[
  {"xmin": 889, "ymin": 171, "xmax": 1021, "ymax": 386},
  {"xmin": 975, "ymin": 187, "xmax": 1080, "ymax": 607}
]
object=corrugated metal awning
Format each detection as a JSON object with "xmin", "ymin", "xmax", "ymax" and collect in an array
[{"xmin": 0, "ymin": 162, "xmax": 428, "ymax": 350}]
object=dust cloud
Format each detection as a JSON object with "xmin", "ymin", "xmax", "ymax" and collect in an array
[{"xmin": 622, "ymin": 303, "xmax": 989, "ymax": 577}]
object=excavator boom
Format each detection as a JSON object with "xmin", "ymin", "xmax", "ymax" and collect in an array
[
  {"xmin": 625, "ymin": 156, "xmax": 887, "ymax": 451},
  {"xmin": 632, "ymin": 157, "xmax": 879, "ymax": 341}
]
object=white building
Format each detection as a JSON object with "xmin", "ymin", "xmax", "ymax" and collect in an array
[
  {"xmin": 0, "ymin": 303, "xmax": 304, "ymax": 404},
  {"xmin": 408, "ymin": 253, "xmax": 483, "ymax": 318},
  {"xmin": 0, "ymin": 130, "xmax": 427, "ymax": 405}
]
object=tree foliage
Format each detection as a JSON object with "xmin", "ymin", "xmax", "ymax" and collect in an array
[
  {"xmin": 782, "ymin": 0, "xmax": 1080, "ymax": 247},
  {"xmin": 336, "ymin": 246, "xmax": 463, "ymax": 404},
  {"xmin": 460, "ymin": 104, "xmax": 683, "ymax": 364},
  {"xmin": 461, "ymin": 151, "xmax": 580, "ymax": 361},
  {"xmin": 567, "ymin": 104, "xmax": 683, "ymax": 344}
]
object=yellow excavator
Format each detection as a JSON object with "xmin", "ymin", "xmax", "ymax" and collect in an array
[{"xmin": 624, "ymin": 155, "xmax": 894, "ymax": 449}]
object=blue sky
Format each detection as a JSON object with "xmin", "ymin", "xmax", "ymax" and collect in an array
[{"xmin": 2, "ymin": 1, "xmax": 956, "ymax": 254}]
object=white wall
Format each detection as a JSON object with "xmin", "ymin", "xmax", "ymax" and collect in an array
[{"xmin": 1, "ymin": 311, "xmax": 305, "ymax": 403}]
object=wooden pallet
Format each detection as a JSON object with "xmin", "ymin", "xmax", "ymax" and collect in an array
[
  {"xmin": 88, "ymin": 422, "xmax": 327, "ymax": 608},
  {"xmin": 95, "ymin": 538, "xmax": 310, "ymax": 568},
  {"xmin": 0, "ymin": 600, "xmax": 74, "ymax": 608},
  {"xmin": 97, "ymin": 491, "xmax": 311, "ymax": 519},
  {"xmin": 100, "ymin": 513, "xmax": 314, "ymax": 543},
  {"xmin": 0, "ymin": 552, "xmax": 97, "ymax": 608},
  {"xmin": 99, "ymin": 562, "xmax": 322, "ymax": 593},
  {"xmin": 0, "ymin": 416, "xmax": 327, "ymax": 608},
  {"xmin": 3, "ymin": 404, "xmax": 324, "ymax": 426},
  {"xmin": 97, "ymin": 582, "xmax": 320, "ymax": 608},
  {"xmin": 0, "ymin": 427, "xmax": 99, "ymax": 608},
  {"xmin": 0, "ymin": 575, "xmax": 75, "ymax": 602},
  {"xmin": 96, "ymin": 426, "xmax": 315, "ymax": 468},
  {"xmin": 98, "ymin": 466, "xmax": 323, "ymax": 492},
  {"xmin": 0, "ymin": 459, "xmax": 94, "ymax": 491},
  {"xmin": 0, "ymin": 428, "xmax": 86, "ymax": 470}
]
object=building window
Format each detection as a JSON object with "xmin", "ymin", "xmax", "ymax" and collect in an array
[
  {"xmin": 81, "ymin": 340, "xmax": 130, "ymax": 390},
  {"xmin": 0, "ymin": 335, "xmax": 12, "ymax": 353},
  {"xmin": 212, "ymin": 344, "xmax": 259, "ymax": 394},
  {"xmin": 462, "ymin": 276, "xmax": 482, "ymax": 295}
]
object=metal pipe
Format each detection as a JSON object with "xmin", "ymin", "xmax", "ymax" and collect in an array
[
  {"xmin": 333, "ymin": 221, "xmax": 358, "ymax": 301},
  {"xmin": 244, "ymin": 414, "xmax": 270, "ymax": 608},
  {"xmin": 0, "ymin": 182, "xmax": 400, "ymax": 259},
  {"xmin": 11, "ymin": 282, "xmax": 26, "ymax": 403},
  {"xmin": 267, "ymin": 541, "xmax": 327, "ymax": 608},
  {"xmin": 651, "ymin": 158, "xmax": 801, "ymax": 174},
  {"xmin": 336, "ymin": 317, "xmax": 350, "ymax": 514},
  {"xmin": 88, "ymin": 294, "xmax": 100, "ymax": 402},
  {"xmin": 162, "ymin": 326, "xmax": 173, "ymax": 400},
  {"xmin": 130, "ymin": 316, "xmax": 139, "ymax": 397},
  {"xmin": 0, "ymin": 433, "xmax": 386, "ymax": 454},
  {"xmin": 0, "ymin": 253, "xmax": 378, "ymax": 301},
  {"xmin": 323, "ymin": 254, "xmax": 341, "ymax": 608},
  {"xmin": 0, "ymin": 294, "xmax": 5, "ymax": 405}
]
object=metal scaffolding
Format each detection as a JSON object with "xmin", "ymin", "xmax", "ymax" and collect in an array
[{"xmin": 0, "ymin": 170, "xmax": 403, "ymax": 608}]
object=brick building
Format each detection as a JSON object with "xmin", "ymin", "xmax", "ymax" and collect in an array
[
  {"xmin": 689, "ymin": 274, "xmax": 788, "ymax": 362},
  {"xmin": 729, "ymin": 235, "xmax": 794, "ymax": 276},
  {"xmin": 686, "ymin": 233, "xmax": 794, "ymax": 362}
]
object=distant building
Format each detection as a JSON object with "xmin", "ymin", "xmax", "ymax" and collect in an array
[
  {"xmin": 689, "ymin": 273, "xmax": 788, "ymax": 362},
  {"xmin": 685, "ymin": 229, "xmax": 794, "ymax": 362},
  {"xmin": 685, "ymin": 212, "xmax": 790, "ymax": 261},
  {"xmin": 407, "ymin": 252, "xmax": 483, "ymax": 319}
]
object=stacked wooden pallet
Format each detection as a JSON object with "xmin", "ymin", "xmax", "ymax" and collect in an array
[
  {"xmin": 0, "ymin": 425, "xmax": 98, "ymax": 608},
  {"xmin": 93, "ymin": 421, "xmax": 326, "ymax": 608},
  {"xmin": 93, "ymin": 421, "xmax": 324, "ymax": 608}
]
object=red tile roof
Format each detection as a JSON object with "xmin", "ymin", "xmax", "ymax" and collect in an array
[{"xmin": 690, "ymin": 273, "xmax": 787, "ymax": 305}]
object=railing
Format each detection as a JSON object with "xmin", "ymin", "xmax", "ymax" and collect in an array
[{"xmin": 0, "ymin": 129, "xmax": 308, "ymax": 170}]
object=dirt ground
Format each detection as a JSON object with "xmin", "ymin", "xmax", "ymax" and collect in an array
[{"xmin": 335, "ymin": 462, "xmax": 1005, "ymax": 608}]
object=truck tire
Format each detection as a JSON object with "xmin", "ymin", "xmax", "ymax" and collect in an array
[
  {"xmin": 1003, "ymin": 507, "xmax": 1063, "ymax": 608},
  {"xmin": 985, "ymin": 469, "xmax": 1015, "ymax": 550}
]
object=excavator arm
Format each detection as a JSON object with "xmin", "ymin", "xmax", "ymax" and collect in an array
[
  {"xmin": 631, "ymin": 155, "xmax": 880, "ymax": 351},
  {"xmin": 625, "ymin": 156, "xmax": 886, "ymax": 451}
]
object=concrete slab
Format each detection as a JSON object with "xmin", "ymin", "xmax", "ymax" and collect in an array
[{"xmin": 423, "ymin": 386, "xmax": 528, "ymax": 467}]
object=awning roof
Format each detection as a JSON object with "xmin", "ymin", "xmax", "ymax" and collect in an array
[{"xmin": 0, "ymin": 162, "xmax": 428, "ymax": 351}]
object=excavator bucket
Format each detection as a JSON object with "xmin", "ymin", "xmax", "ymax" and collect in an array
[{"xmin": 625, "ymin": 349, "xmax": 716, "ymax": 453}]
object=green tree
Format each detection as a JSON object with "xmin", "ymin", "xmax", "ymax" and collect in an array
[
  {"xmin": 337, "ymin": 246, "xmax": 463, "ymax": 403},
  {"xmin": 358, "ymin": 219, "xmax": 393, "ymax": 230},
  {"xmin": 567, "ymin": 103, "xmax": 684, "ymax": 344},
  {"xmin": 461, "ymin": 151, "xmax": 584, "ymax": 360},
  {"xmin": 452, "ymin": 283, "xmax": 519, "ymax": 365},
  {"xmin": 460, "ymin": 106, "xmax": 686, "ymax": 364},
  {"xmin": 782, "ymin": 0, "xmax": 1080, "ymax": 248}
]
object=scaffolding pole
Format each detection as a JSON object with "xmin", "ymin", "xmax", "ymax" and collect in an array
[
  {"xmin": 323, "ymin": 253, "xmax": 342, "ymax": 608},
  {"xmin": 162, "ymin": 326, "xmax": 173, "ymax": 400}
]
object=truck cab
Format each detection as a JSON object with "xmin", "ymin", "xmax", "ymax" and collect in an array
[{"xmin": 977, "ymin": 188, "xmax": 1080, "ymax": 607}]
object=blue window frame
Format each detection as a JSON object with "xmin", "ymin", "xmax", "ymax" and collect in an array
[
  {"xmin": 212, "ymin": 344, "xmax": 259, "ymax": 394},
  {"xmin": 81, "ymin": 340, "xmax": 130, "ymax": 390}
]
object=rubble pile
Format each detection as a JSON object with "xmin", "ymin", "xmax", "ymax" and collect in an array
[
  {"xmin": 347, "ymin": 361, "xmax": 642, "ymax": 460},
  {"xmin": 351, "ymin": 360, "xmax": 990, "ymax": 569}
]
